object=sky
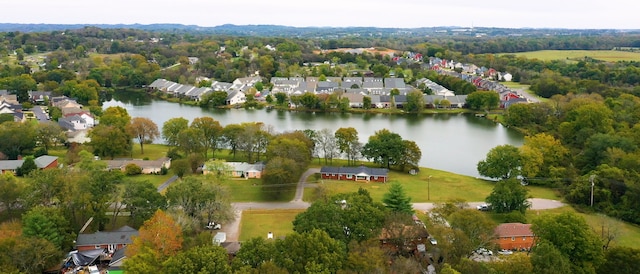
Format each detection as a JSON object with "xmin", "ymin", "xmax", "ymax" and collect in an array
[{"xmin": 4, "ymin": 0, "xmax": 639, "ymax": 29}]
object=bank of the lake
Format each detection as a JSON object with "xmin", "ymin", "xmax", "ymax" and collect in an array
[{"xmin": 104, "ymin": 91, "xmax": 524, "ymax": 177}]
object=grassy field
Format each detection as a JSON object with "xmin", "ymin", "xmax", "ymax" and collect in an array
[
  {"xmin": 238, "ymin": 209, "xmax": 304, "ymax": 241},
  {"xmin": 501, "ymin": 50, "xmax": 640, "ymax": 62},
  {"xmin": 526, "ymin": 206, "xmax": 640, "ymax": 249},
  {"xmin": 215, "ymin": 178, "xmax": 295, "ymax": 202},
  {"xmin": 127, "ymin": 173, "xmax": 175, "ymax": 188},
  {"xmin": 303, "ymin": 167, "xmax": 560, "ymax": 203}
]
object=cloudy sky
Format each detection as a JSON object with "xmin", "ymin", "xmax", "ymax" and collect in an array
[{"xmin": 4, "ymin": 0, "xmax": 639, "ymax": 29}]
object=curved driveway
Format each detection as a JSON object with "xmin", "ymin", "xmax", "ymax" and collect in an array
[{"xmin": 221, "ymin": 169, "xmax": 564, "ymax": 241}]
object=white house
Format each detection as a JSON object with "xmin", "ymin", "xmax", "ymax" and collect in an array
[{"xmin": 226, "ymin": 90, "xmax": 246, "ymax": 106}]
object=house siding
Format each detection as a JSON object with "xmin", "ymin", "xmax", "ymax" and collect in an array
[{"xmin": 496, "ymin": 236, "xmax": 535, "ymax": 251}]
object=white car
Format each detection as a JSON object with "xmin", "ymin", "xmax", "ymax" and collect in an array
[
  {"xmin": 476, "ymin": 204, "xmax": 490, "ymax": 211},
  {"xmin": 475, "ymin": 248, "xmax": 493, "ymax": 256},
  {"xmin": 206, "ymin": 221, "xmax": 221, "ymax": 230},
  {"xmin": 428, "ymin": 237, "xmax": 438, "ymax": 245},
  {"xmin": 498, "ymin": 249, "xmax": 513, "ymax": 255}
]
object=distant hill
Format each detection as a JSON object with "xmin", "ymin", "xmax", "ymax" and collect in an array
[{"xmin": 0, "ymin": 23, "xmax": 637, "ymax": 38}]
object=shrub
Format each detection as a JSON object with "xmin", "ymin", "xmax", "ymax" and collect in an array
[{"xmin": 124, "ymin": 163, "xmax": 142, "ymax": 175}]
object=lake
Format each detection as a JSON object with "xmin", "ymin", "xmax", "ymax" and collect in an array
[{"xmin": 103, "ymin": 92, "xmax": 523, "ymax": 177}]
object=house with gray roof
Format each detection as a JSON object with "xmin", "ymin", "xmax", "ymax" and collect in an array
[
  {"xmin": 0, "ymin": 155, "xmax": 59, "ymax": 174},
  {"xmin": 320, "ymin": 166, "xmax": 388, "ymax": 182},
  {"xmin": 203, "ymin": 161, "xmax": 265, "ymax": 179},
  {"xmin": 76, "ymin": 225, "xmax": 138, "ymax": 253}
]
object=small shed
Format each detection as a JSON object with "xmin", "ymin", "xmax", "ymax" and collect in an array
[{"xmin": 213, "ymin": 232, "xmax": 227, "ymax": 246}]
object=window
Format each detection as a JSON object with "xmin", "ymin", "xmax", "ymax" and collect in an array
[
  {"xmin": 95, "ymin": 245, "xmax": 101, "ymax": 249},
  {"xmin": 523, "ymin": 236, "xmax": 527, "ymax": 241},
  {"xmin": 511, "ymin": 237, "xmax": 515, "ymax": 241},
  {"xmin": 346, "ymin": 174, "xmax": 352, "ymax": 179}
]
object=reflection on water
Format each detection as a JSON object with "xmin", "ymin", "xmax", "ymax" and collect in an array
[{"xmin": 105, "ymin": 91, "xmax": 523, "ymax": 177}]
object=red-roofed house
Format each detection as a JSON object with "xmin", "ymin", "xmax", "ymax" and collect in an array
[{"xmin": 495, "ymin": 223, "xmax": 535, "ymax": 250}]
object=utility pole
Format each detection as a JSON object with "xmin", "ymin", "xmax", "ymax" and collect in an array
[
  {"xmin": 428, "ymin": 175, "xmax": 432, "ymax": 201},
  {"xmin": 589, "ymin": 175, "xmax": 596, "ymax": 207}
]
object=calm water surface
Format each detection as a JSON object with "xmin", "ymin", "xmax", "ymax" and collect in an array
[{"xmin": 104, "ymin": 92, "xmax": 523, "ymax": 177}]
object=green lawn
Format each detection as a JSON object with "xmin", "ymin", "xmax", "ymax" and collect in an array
[
  {"xmin": 127, "ymin": 173, "xmax": 175, "ymax": 188},
  {"xmin": 239, "ymin": 209, "xmax": 304, "ymax": 241},
  {"xmin": 526, "ymin": 206, "xmax": 640, "ymax": 249},
  {"xmin": 303, "ymin": 167, "xmax": 560, "ymax": 203},
  {"xmin": 131, "ymin": 143, "xmax": 170, "ymax": 160},
  {"xmin": 214, "ymin": 178, "xmax": 295, "ymax": 202},
  {"xmin": 499, "ymin": 50, "xmax": 640, "ymax": 62}
]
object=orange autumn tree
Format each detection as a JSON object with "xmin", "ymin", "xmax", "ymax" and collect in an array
[{"xmin": 126, "ymin": 210, "xmax": 183, "ymax": 259}]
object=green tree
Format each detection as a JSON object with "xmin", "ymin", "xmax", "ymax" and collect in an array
[
  {"xmin": 334, "ymin": 127, "xmax": 360, "ymax": 166},
  {"xmin": 532, "ymin": 212, "xmax": 605, "ymax": 273},
  {"xmin": 162, "ymin": 117, "xmax": 189, "ymax": 147},
  {"xmin": 448, "ymin": 209, "xmax": 497, "ymax": 250},
  {"xmin": 171, "ymin": 158, "xmax": 190, "ymax": 178},
  {"xmin": 163, "ymin": 245, "xmax": 232, "ymax": 274},
  {"xmin": 176, "ymin": 127, "xmax": 205, "ymax": 155},
  {"xmin": 22, "ymin": 206, "xmax": 74, "ymax": 250},
  {"xmin": 274, "ymin": 92, "xmax": 288, "ymax": 106},
  {"xmin": 126, "ymin": 117, "xmax": 160, "ymax": 155},
  {"xmin": 165, "ymin": 176, "xmax": 233, "ymax": 225},
  {"xmin": 519, "ymin": 133, "xmax": 569, "ymax": 181},
  {"xmin": 3, "ymin": 236, "xmax": 62, "ymax": 274},
  {"xmin": 486, "ymin": 178, "xmax": 531, "ymax": 213},
  {"xmin": 597, "ymin": 246, "xmax": 640, "ymax": 274},
  {"xmin": 262, "ymin": 157, "xmax": 300, "ymax": 199},
  {"xmin": 382, "ymin": 183, "xmax": 413, "ymax": 214},
  {"xmin": 293, "ymin": 190, "xmax": 387, "ymax": 243},
  {"xmin": 344, "ymin": 240, "xmax": 389, "ymax": 273},
  {"xmin": 274, "ymin": 229, "xmax": 346, "ymax": 274},
  {"xmin": 362, "ymin": 129, "xmax": 404, "ymax": 169},
  {"xmin": 200, "ymin": 91, "xmax": 228, "ymax": 107},
  {"xmin": 0, "ymin": 174, "xmax": 24, "ymax": 217},
  {"xmin": 232, "ymin": 237, "xmax": 277, "ymax": 269},
  {"xmin": 477, "ymin": 144, "xmax": 522, "ymax": 180},
  {"xmin": 122, "ymin": 180, "xmax": 167, "ymax": 228},
  {"xmin": 399, "ymin": 140, "xmax": 422, "ymax": 171},
  {"xmin": 16, "ymin": 156, "xmax": 37, "ymax": 176},
  {"xmin": 466, "ymin": 90, "xmax": 501, "ymax": 111},
  {"xmin": 35, "ymin": 121, "xmax": 65, "ymax": 152},
  {"xmin": 405, "ymin": 90, "xmax": 425, "ymax": 113},
  {"xmin": 191, "ymin": 117, "xmax": 224, "ymax": 158},
  {"xmin": 530, "ymin": 242, "xmax": 572, "ymax": 274},
  {"xmin": 0, "ymin": 121, "xmax": 36, "ymax": 159},
  {"xmin": 363, "ymin": 95, "xmax": 372, "ymax": 109},
  {"xmin": 100, "ymin": 106, "xmax": 131, "ymax": 129},
  {"xmin": 90, "ymin": 125, "xmax": 132, "ymax": 159},
  {"xmin": 222, "ymin": 123, "xmax": 244, "ymax": 160}
]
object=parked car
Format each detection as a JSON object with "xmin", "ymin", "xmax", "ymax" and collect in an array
[
  {"xmin": 428, "ymin": 236, "xmax": 438, "ymax": 245},
  {"xmin": 476, "ymin": 204, "xmax": 490, "ymax": 211},
  {"xmin": 475, "ymin": 247, "xmax": 493, "ymax": 256},
  {"xmin": 498, "ymin": 249, "xmax": 513, "ymax": 255},
  {"xmin": 206, "ymin": 221, "xmax": 221, "ymax": 230}
]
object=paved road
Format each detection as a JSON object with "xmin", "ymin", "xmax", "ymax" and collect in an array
[
  {"xmin": 157, "ymin": 175, "xmax": 179, "ymax": 192},
  {"xmin": 32, "ymin": 106, "xmax": 50, "ymax": 122},
  {"xmin": 220, "ymin": 168, "xmax": 565, "ymax": 242}
]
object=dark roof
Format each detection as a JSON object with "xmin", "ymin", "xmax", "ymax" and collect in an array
[
  {"xmin": 320, "ymin": 166, "xmax": 389, "ymax": 176},
  {"xmin": 76, "ymin": 226, "xmax": 138, "ymax": 247}
]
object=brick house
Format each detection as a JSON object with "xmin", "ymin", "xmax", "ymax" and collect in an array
[
  {"xmin": 0, "ymin": 155, "xmax": 58, "ymax": 174},
  {"xmin": 495, "ymin": 222, "xmax": 535, "ymax": 250},
  {"xmin": 320, "ymin": 166, "xmax": 389, "ymax": 182}
]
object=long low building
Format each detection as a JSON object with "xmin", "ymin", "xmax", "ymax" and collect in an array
[{"xmin": 320, "ymin": 166, "xmax": 389, "ymax": 182}]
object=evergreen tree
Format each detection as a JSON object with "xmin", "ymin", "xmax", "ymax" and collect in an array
[{"xmin": 382, "ymin": 183, "xmax": 413, "ymax": 214}]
